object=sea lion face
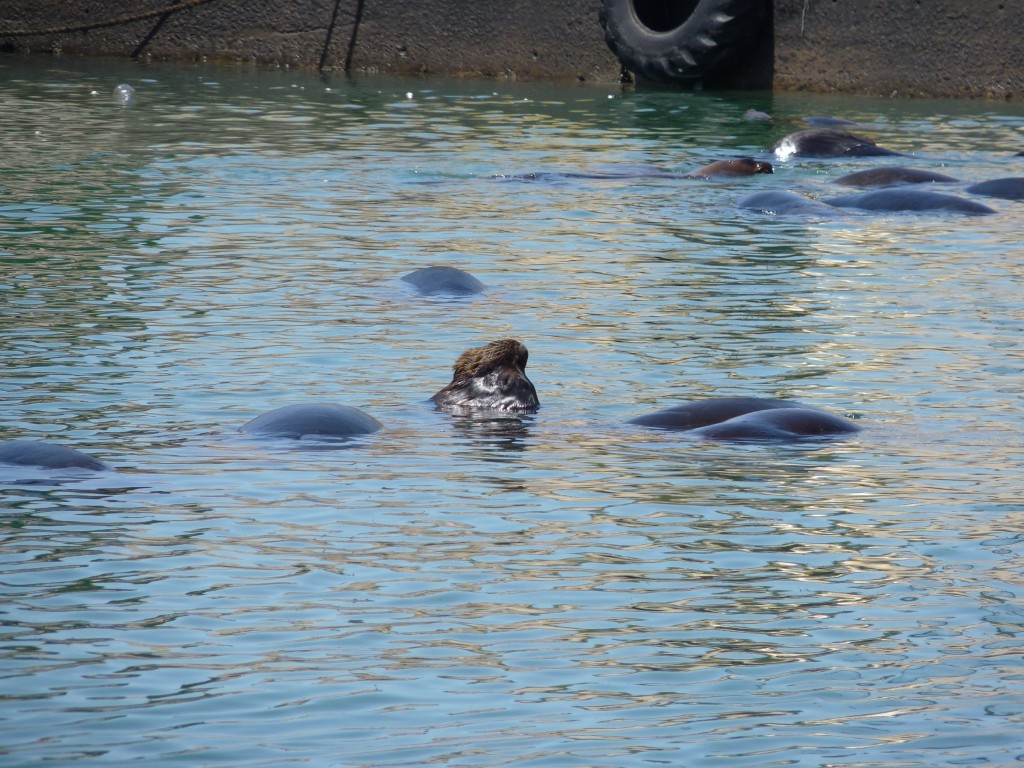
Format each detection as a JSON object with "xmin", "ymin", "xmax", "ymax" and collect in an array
[{"xmin": 431, "ymin": 338, "xmax": 539, "ymax": 413}]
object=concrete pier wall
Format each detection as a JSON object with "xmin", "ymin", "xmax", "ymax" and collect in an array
[
  {"xmin": 1, "ymin": 0, "xmax": 1022, "ymax": 101},
  {"xmin": 0, "ymin": 0, "xmax": 623, "ymax": 81},
  {"xmin": 773, "ymin": 0, "xmax": 1024, "ymax": 101}
]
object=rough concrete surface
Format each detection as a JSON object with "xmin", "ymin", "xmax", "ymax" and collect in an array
[
  {"xmin": 774, "ymin": 0, "xmax": 1024, "ymax": 100},
  {"xmin": 1, "ymin": 0, "xmax": 1022, "ymax": 100},
  {"xmin": 0, "ymin": 0, "xmax": 623, "ymax": 81}
]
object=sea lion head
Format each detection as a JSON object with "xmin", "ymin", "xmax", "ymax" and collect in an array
[
  {"xmin": 431, "ymin": 338, "xmax": 539, "ymax": 412},
  {"xmin": 687, "ymin": 157, "xmax": 774, "ymax": 178}
]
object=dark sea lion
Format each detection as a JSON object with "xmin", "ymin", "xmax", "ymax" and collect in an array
[
  {"xmin": 965, "ymin": 177, "xmax": 1024, "ymax": 200},
  {"xmin": 431, "ymin": 338, "xmax": 539, "ymax": 413},
  {"xmin": 402, "ymin": 266, "xmax": 485, "ymax": 296},
  {"xmin": 241, "ymin": 403, "xmax": 382, "ymax": 439},
  {"xmin": 629, "ymin": 397, "xmax": 860, "ymax": 440},
  {"xmin": 0, "ymin": 439, "xmax": 109, "ymax": 471},
  {"xmin": 773, "ymin": 129, "xmax": 902, "ymax": 159},
  {"xmin": 738, "ymin": 190, "xmax": 837, "ymax": 216},
  {"xmin": 825, "ymin": 188, "xmax": 996, "ymax": 214},
  {"xmin": 682, "ymin": 157, "xmax": 774, "ymax": 179},
  {"xmin": 834, "ymin": 167, "xmax": 958, "ymax": 187}
]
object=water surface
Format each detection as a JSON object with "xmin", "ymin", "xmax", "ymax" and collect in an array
[{"xmin": 2, "ymin": 54, "xmax": 1023, "ymax": 767}]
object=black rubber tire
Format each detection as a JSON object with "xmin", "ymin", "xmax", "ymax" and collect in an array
[{"xmin": 599, "ymin": 0, "xmax": 767, "ymax": 84}]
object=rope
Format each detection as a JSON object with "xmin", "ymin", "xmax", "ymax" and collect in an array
[{"xmin": 0, "ymin": 0, "xmax": 219, "ymax": 37}]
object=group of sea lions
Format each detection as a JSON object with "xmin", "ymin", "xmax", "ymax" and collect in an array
[
  {"xmin": 491, "ymin": 124, "xmax": 1023, "ymax": 216},
  {"xmin": 13, "ymin": 120, "xmax": 1022, "ymax": 474},
  {"xmin": 239, "ymin": 335, "xmax": 860, "ymax": 443},
  {"xmin": 0, "ymin": 328, "xmax": 861, "ymax": 474},
  {"xmin": 741, "ymin": 126, "xmax": 1024, "ymax": 216}
]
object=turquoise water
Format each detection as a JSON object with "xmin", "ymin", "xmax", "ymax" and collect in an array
[{"xmin": 2, "ymin": 53, "xmax": 1023, "ymax": 767}]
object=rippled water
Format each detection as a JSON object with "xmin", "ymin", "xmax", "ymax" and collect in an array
[{"xmin": 2, "ymin": 53, "xmax": 1023, "ymax": 767}]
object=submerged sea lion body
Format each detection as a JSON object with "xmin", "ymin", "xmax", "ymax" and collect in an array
[
  {"xmin": 773, "ymin": 129, "xmax": 902, "ymax": 159},
  {"xmin": 241, "ymin": 403, "xmax": 382, "ymax": 439},
  {"xmin": 402, "ymin": 266, "xmax": 485, "ymax": 296},
  {"xmin": 0, "ymin": 439, "xmax": 109, "ymax": 471},
  {"xmin": 965, "ymin": 177, "xmax": 1024, "ymax": 200},
  {"xmin": 825, "ymin": 188, "xmax": 996, "ymax": 214},
  {"xmin": 834, "ymin": 167, "xmax": 958, "ymax": 187},
  {"xmin": 738, "ymin": 190, "xmax": 837, "ymax": 216},
  {"xmin": 431, "ymin": 338, "xmax": 539, "ymax": 413},
  {"xmin": 629, "ymin": 397, "xmax": 860, "ymax": 440}
]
